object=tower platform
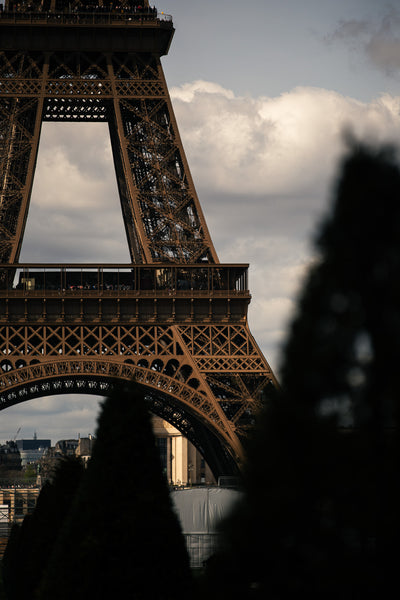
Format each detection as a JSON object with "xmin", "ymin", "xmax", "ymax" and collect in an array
[{"xmin": 0, "ymin": 7, "xmax": 174, "ymax": 54}]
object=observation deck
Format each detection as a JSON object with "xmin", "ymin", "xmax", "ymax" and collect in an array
[
  {"xmin": 0, "ymin": 264, "xmax": 251, "ymax": 324},
  {"xmin": 0, "ymin": 2, "xmax": 174, "ymax": 54}
]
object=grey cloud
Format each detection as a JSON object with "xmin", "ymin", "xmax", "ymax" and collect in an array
[
  {"xmin": 41, "ymin": 122, "xmax": 113, "ymax": 181},
  {"xmin": 366, "ymin": 36, "xmax": 400, "ymax": 74},
  {"xmin": 366, "ymin": 8, "xmax": 400, "ymax": 74},
  {"xmin": 0, "ymin": 396, "xmax": 102, "ymax": 444},
  {"xmin": 21, "ymin": 205, "xmax": 130, "ymax": 263},
  {"xmin": 327, "ymin": 8, "xmax": 400, "ymax": 76},
  {"xmin": 326, "ymin": 19, "xmax": 370, "ymax": 43}
]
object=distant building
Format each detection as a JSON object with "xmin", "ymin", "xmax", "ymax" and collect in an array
[
  {"xmin": 76, "ymin": 435, "xmax": 95, "ymax": 463},
  {"xmin": 0, "ymin": 487, "xmax": 40, "ymax": 523},
  {"xmin": 153, "ymin": 417, "xmax": 215, "ymax": 486},
  {"xmin": 11, "ymin": 417, "xmax": 215, "ymax": 487},
  {"xmin": 54, "ymin": 439, "xmax": 79, "ymax": 456},
  {"xmin": 39, "ymin": 418, "xmax": 215, "ymax": 486},
  {"xmin": 16, "ymin": 437, "xmax": 51, "ymax": 466}
]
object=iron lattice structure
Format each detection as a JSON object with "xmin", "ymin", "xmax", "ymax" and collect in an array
[{"xmin": 0, "ymin": 1, "xmax": 277, "ymax": 477}]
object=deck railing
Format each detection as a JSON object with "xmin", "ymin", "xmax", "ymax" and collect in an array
[
  {"xmin": 0, "ymin": 10, "xmax": 173, "ymax": 25},
  {"xmin": 0, "ymin": 264, "xmax": 249, "ymax": 296}
]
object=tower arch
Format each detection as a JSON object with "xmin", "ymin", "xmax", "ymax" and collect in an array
[{"xmin": 0, "ymin": 359, "xmax": 240, "ymax": 477}]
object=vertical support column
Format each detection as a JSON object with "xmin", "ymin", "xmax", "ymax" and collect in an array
[
  {"xmin": 0, "ymin": 53, "xmax": 48, "ymax": 264},
  {"xmin": 155, "ymin": 60, "xmax": 218, "ymax": 264},
  {"xmin": 106, "ymin": 52, "xmax": 219, "ymax": 264},
  {"xmin": 106, "ymin": 55, "xmax": 149, "ymax": 264},
  {"xmin": 166, "ymin": 436, "xmax": 172, "ymax": 483}
]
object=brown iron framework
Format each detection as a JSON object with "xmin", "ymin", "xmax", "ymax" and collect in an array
[{"xmin": 0, "ymin": 1, "xmax": 277, "ymax": 478}]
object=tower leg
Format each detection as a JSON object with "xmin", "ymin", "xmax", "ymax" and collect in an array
[{"xmin": 0, "ymin": 53, "xmax": 47, "ymax": 264}]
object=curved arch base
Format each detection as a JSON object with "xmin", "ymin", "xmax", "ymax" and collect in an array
[{"xmin": 0, "ymin": 360, "xmax": 241, "ymax": 479}]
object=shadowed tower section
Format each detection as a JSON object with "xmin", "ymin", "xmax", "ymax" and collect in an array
[{"xmin": 0, "ymin": 0, "xmax": 277, "ymax": 478}]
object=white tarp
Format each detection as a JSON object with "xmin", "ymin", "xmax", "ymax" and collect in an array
[{"xmin": 171, "ymin": 487, "xmax": 241, "ymax": 534}]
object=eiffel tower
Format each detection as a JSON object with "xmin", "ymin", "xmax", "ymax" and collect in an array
[{"xmin": 0, "ymin": 0, "xmax": 277, "ymax": 478}]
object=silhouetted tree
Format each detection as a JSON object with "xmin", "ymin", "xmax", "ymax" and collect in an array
[
  {"xmin": 2, "ymin": 456, "xmax": 84, "ymax": 600},
  {"xmin": 38, "ymin": 381, "xmax": 192, "ymax": 600},
  {"xmin": 0, "ymin": 564, "xmax": 5, "ymax": 600},
  {"xmin": 204, "ymin": 142, "xmax": 400, "ymax": 598}
]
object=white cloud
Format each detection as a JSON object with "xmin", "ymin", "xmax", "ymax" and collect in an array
[
  {"xmin": 171, "ymin": 82, "xmax": 400, "ymax": 199},
  {"xmin": 169, "ymin": 80, "xmax": 235, "ymax": 102}
]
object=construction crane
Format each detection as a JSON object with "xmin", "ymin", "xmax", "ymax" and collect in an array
[{"xmin": 12, "ymin": 427, "xmax": 21, "ymax": 442}]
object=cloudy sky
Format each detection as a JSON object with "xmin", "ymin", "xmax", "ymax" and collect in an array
[{"xmin": 2, "ymin": 0, "xmax": 400, "ymax": 444}]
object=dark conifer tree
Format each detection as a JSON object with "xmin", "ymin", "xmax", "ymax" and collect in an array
[
  {"xmin": 2, "ymin": 455, "xmax": 84, "ymax": 600},
  {"xmin": 204, "ymin": 142, "xmax": 400, "ymax": 598},
  {"xmin": 37, "ymin": 381, "xmax": 192, "ymax": 600}
]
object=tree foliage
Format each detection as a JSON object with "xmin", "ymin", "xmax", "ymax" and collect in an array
[
  {"xmin": 2, "ymin": 456, "xmax": 84, "ymax": 600},
  {"xmin": 37, "ymin": 381, "xmax": 192, "ymax": 600},
  {"xmin": 204, "ymin": 142, "xmax": 400, "ymax": 598}
]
